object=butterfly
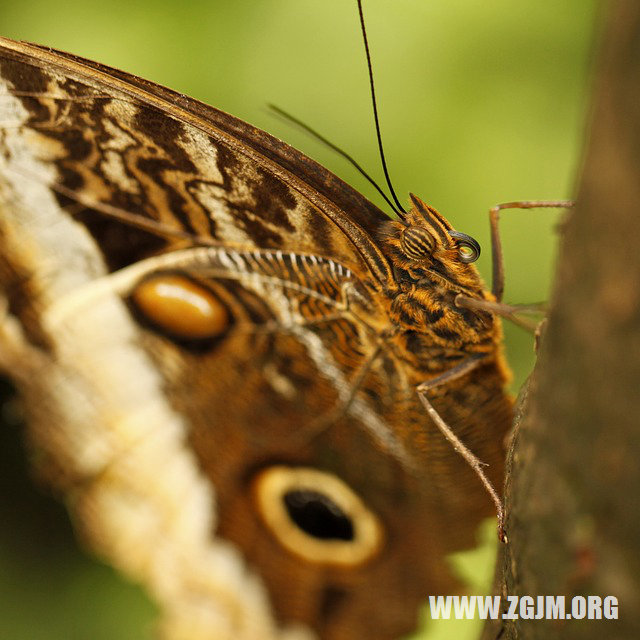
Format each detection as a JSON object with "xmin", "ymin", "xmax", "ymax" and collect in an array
[{"xmin": 0, "ymin": 23, "xmax": 515, "ymax": 640}]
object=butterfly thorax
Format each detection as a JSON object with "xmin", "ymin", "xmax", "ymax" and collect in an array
[{"xmin": 376, "ymin": 194, "xmax": 500, "ymax": 373}]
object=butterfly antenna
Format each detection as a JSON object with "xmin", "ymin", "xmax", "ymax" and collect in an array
[
  {"xmin": 357, "ymin": 0, "xmax": 406, "ymax": 215},
  {"xmin": 268, "ymin": 104, "xmax": 400, "ymax": 213}
]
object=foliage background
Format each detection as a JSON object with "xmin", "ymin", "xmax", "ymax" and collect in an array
[{"xmin": 0, "ymin": 0, "xmax": 597, "ymax": 638}]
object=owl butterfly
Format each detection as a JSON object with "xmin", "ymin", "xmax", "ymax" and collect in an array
[{"xmin": 0, "ymin": 15, "xmax": 517, "ymax": 640}]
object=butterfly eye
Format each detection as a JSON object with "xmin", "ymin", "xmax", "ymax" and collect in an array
[
  {"xmin": 253, "ymin": 466, "xmax": 383, "ymax": 566},
  {"xmin": 449, "ymin": 231, "xmax": 481, "ymax": 263},
  {"xmin": 131, "ymin": 274, "xmax": 229, "ymax": 339},
  {"xmin": 400, "ymin": 225, "xmax": 435, "ymax": 260}
]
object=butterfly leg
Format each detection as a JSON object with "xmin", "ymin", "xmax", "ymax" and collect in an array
[
  {"xmin": 416, "ymin": 354, "xmax": 507, "ymax": 542},
  {"xmin": 289, "ymin": 344, "xmax": 384, "ymax": 442},
  {"xmin": 488, "ymin": 200, "xmax": 574, "ymax": 302},
  {"xmin": 456, "ymin": 200, "xmax": 574, "ymax": 331},
  {"xmin": 454, "ymin": 295, "xmax": 546, "ymax": 333}
]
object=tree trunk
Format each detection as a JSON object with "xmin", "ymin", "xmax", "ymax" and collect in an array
[{"xmin": 484, "ymin": 1, "xmax": 640, "ymax": 638}]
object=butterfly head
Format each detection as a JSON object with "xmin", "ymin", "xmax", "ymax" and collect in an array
[
  {"xmin": 381, "ymin": 193, "xmax": 485, "ymax": 296},
  {"xmin": 378, "ymin": 194, "xmax": 497, "ymax": 348},
  {"xmin": 401, "ymin": 194, "xmax": 479, "ymax": 262}
]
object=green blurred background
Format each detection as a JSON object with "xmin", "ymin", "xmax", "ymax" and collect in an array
[{"xmin": 0, "ymin": 0, "xmax": 598, "ymax": 638}]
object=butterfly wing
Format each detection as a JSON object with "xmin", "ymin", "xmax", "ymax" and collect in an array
[{"xmin": 0, "ymin": 37, "xmax": 511, "ymax": 640}]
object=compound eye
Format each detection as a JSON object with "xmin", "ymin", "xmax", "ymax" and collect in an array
[
  {"xmin": 449, "ymin": 231, "xmax": 481, "ymax": 263},
  {"xmin": 400, "ymin": 225, "xmax": 435, "ymax": 260}
]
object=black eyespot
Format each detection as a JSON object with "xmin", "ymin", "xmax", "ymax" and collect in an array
[
  {"xmin": 449, "ymin": 231, "xmax": 481, "ymax": 263},
  {"xmin": 252, "ymin": 466, "xmax": 383, "ymax": 565},
  {"xmin": 284, "ymin": 489, "xmax": 354, "ymax": 541}
]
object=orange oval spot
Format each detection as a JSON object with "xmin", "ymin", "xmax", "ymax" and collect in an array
[{"xmin": 132, "ymin": 275, "xmax": 228, "ymax": 339}]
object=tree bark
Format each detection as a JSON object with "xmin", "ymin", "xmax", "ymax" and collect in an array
[
  {"xmin": 0, "ymin": 4, "xmax": 632, "ymax": 639},
  {"xmin": 483, "ymin": 1, "xmax": 640, "ymax": 638}
]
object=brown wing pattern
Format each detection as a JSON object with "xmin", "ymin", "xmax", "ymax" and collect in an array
[
  {"xmin": 0, "ymin": 36, "xmax": 512, "ymax": 640},
  {"xmin": 0, "ymin": 37, "xmax": 394, "ymax": 282}
]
